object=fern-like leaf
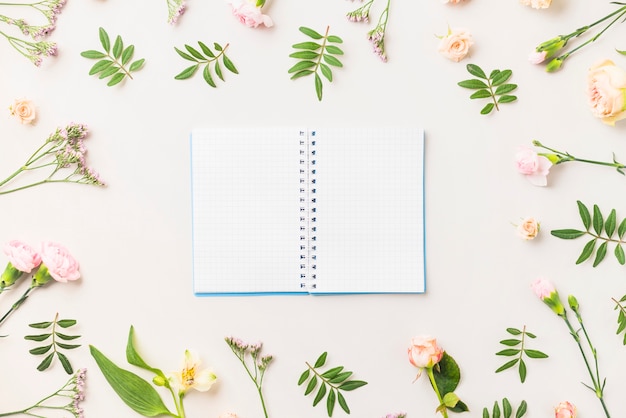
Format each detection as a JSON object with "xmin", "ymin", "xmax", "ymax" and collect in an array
[
  {"xmin": 25, "ymin": 313, "xmax": 81, "ymax": 374},
  {"xmin": 458, "ymin": 64, "xmax": 517, "ymax": 114},
  {"xmin": 495, "ymin": 326, "xmax": 547, "ymax": 383},
  {"xmin": 174, "ymin": 41, "xmax": 237, "ymax": 87}
]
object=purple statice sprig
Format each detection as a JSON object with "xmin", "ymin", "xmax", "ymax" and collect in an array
[
  {"xmin": 225, "ymin": 336, "xmax": 273, "ymax": 418},
  {"xmin": 0, "ymin": 123, "xmax": 105, "ymax": 196},
  {"xmin": 0, "ymin": 29, "xmax": 56, "ymax": 65},
  {"xmin": 0, "ymin": 0, "xmax": 66, "ymax": 39},
  {"xmin": 346, "ymin": 0, "xmax": 374, "ymax": 22},
  {"xmin": 346, "ymin": 0, "xmax": 391, "ymax": 62},
  {"xmin": 167, "ymin": 0, "xmax": 186, "ymax": 24},
  {"xmin": 383, "ymin": 414, "xmax": 407, "ymax": 418},
  {"xmin": 0, "ymin": 368, "xmax": 86, "ymax": 417}
]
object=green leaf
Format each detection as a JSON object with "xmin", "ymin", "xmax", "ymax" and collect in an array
[
  {"xmin": 320, "ymin": 63, "xmax": 332, "ymax": 82},
  {"xmin": 24, "ymin": 333, "xmax": 51, "ymax": 342},
  {"xmin": 107, "ymin": 72, "xmax": 126, "ymax": 87},
  {"xmin": 298, "ymin": 369, "xmax": 310, "ymax": 385},
  {"xmin": 498, "ymin": 95, "xmax": 517, "ymax": 103},
  {"xmin": 56, "ymin": 342, "xmax": 81, "ymax": 350},
  {"xmin": 289, "ymin": 51, "xmax": 320, "ymax": 60},
  {"xmin": 299, "ymin": 26, "xmax": 323, "ymax": 39},
  {"xmin": 222, "ymin": 54, "xmax": 238, "ymax": 74},
  {"xmin": 325, "ymin": 45, "xmax": 344, "ymax": 55},
  {"xmin": 121, "ymin": 45, "xmax": 135, "ymax": 65},
  {"xmin": 313, "ymin": 383, "xmax": 326, "ymax": 406},
  {"xmin": 550, "ymin": 229, "xmax": 586, "ymax": 239},
  {"xmin": 516, "ymin": 401, "xmax": 528, "ymax": 418},
  {"xmin": 198, "ymin": 41, "xmax": 215, "ymax": 58},
  {"xmin": 470, "ymin": 89, "xmax": 492, "ymax": 99},
  {"xmin": 215, "ymin": 60, "xmax": 224, "ymax": 81},
  {"xmin": 525, "ymin": 331, "xmax": 536, "ymax": 338},
  {"xmin": 491, "ymin": 69, "xmax": 512, "ymax": 86},
  {"xmin": 481, "ymin": 103, "xmax": 495, "ymax": 115},
  {"xmin": 489, "ymin": 69, "xmax": 500, "ymax": 79},
  {"xmin": 326, "ymin": 35, "xmax": 343, "ymax": 43},
  {"xmin": 321, "ymin": 366, "xmax": 344, "ymax": 379},
  {"xmin": 503, "ymin": 398, "xmax": 512, "ymax": 418},
  {"xmin": 329, "ymin": 371, "xmax": 352, "ymax": 384},
  {"xmin": 495, "ymin": 358, "xmax": 519, "ymax": 373},
  {"xmin": 29, "ymin": 321, "xmax": 53, "ymax": 329},
  {"xmin": 129, "ymin": 59, "xmax": 145, "ymax": 72},
  {"xmin": 326, "ymin": 389, "xmax": 336, "ymax": 417},
  {"xmin": 450, "ymin": 400, "xmax": 469, "ymax": 413},
  {"xmin": 494, "ymin": 84, "xmax": 517, "ymax": 95},
  {"xmin": 290, "ymin": 70, "xmax": 314, "ymax": 80},
  {"xmin": 292, "ymin": 41, "xmax": 322, "ymax": 50},
  {"xmin": 337, "ymin": 391, "xmax": 350, "ymax": 414},
  {"xmin": 615, "ymin": 244, "xmax": 625, "ymax": 265},
  {"xmin": 323, "ymin": 54, "xmax": 343, "ymax": 67},
  {"xmin": 338, "ymin": 380, "xmax": 367, "ymax": 391},
  {"xmin": 617, "ymin": 48, "xmax": 626, "ymax": 55},
  {"xmin": 99, "ymin": 27, "xmax": 110, "ymax": 52},
  {"xmin": 112, "ymin": 35, "xmax": 123, "ymax": 59},
  {"xmin": 593, "ymin": 241, "xmax": 608, "ymax": 267},
  {"xmin": 99, "ymin": 65, "xmax": 120, "ymax": 79},
  {"xmin": 57, "ymin": 319, "xmax": 77, "ymax": 328},
  {"xmin": 175, "ymin": 64, "xmax": 199, "ymax": 80},
  {"xmin": 498, "ymin": 339, "xmax": 521, "ymax": 347},
  {"xmin": 288, "ymin": 60, "xmax": 316, "ymax": 74},
  {"xmin": 506, "ymin": 328, "xmax": 522, "ymax": 335},
  {"xmin": 80, "ymin": 50, "xmax": 107, "ymax": 59},
  {"xmin": 467, "ymin": 63, "xmax": 487, "ymax": 79},
  {"xmin": 90, "ymin": 345, "xmax": 173, "ymax": 417},
  {"xmin": 483, "ymin": 408, "xmax": 490, "ymax": 418},
  {"xmin": 29, "ymin": 345, "xmax": 52, "ymax": 355},
  {"xmin": 606, "ymin": 209, "xmax": 617, "ymax": 237},
  {"xmin": 523, "ymin": 349, "xmax": 548, "ymax": 358},
  {"xmin": 576, "ymin": 238, "xmax": 597, "ymax": 264},
  {"xmin": 493, "ymin": 400, "xmax": 501, "ymax": 418},
  {"xmin": 58, "ymin": 352, "xmax": 73, "ymax": 374},
  {"xmin": 305, "ymin": 376, "xmax": 318, "ymax": 395},
  {"xmin": 518, "ymin": 359, "xmax": 527, "ymax": 383},
  {"xmin": 213, "ymin": 42, "xmax": 223, "ymax": 51},
  {"xmin": 593, "ymin": 204, "xmax": 604, "ymax": 235},
  {"xmin": 495, "ymin": 349, "xmax": 520, "ymax": 356},
  {"xmin": 125, "ymin": 326, "xmax": 165, "ymax": 378},
  {"xmin": 432, "ymin": 352, "xmax": 461, "ymax": 395},
  {"xmin": 89, "ymin": 59, "xmax": 114, "ymax": 75},
  {"xmin": 203, "ymin": 63, "xmax": 216, "ymax": 87},
  {"xmin": 185, "ymin": 44, "xmax": 205, "ymax": 60},
  {"xmin": 443, "ymin": 392, "xmax": 460, "ymax": 408},
  {"xmin": 619, "ymin": 217, "xmax": 626, "ymax": 238},
  {"xmin": 315, "ymin": 72, "xmax": 323, "ymax": 101},
  {"xmin": 55, "ymin": 332, "xmax": 81, "ymax": 341},
  {"xmin": 458, "ymin": 79, "xmax": 489, "ymax": 89},
  {"xmin": 174, "ymin": 47, "xmax": 197, "ymax": 62},
  {"xmin": 36, "ymin": 353, "xmax": 54, "ymax": 371},
  {"xmin": 577, "ymin": 201, "xmax": 592, "ymax": 230}
]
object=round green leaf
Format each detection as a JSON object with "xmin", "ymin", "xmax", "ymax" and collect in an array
[{"xmin": 432, "ymin": 352, "xmax": 461, "ymax": 395}]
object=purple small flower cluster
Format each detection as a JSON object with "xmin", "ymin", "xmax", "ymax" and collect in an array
[
  {"xmin": 167, "ymin": 0, "xmax": 186, "ymax": 24},
  {"xmin": 50, "ymin": 123, "xmax": 105, "ymax": 186},
  {"xmin": 367, "ymin": 27, "xmax": 387, "ymax": 62},
  {"xmin": 346, "ymin": 0, "xmax": 374, "ymax": 22},
  {"xmin": 59, "ymin": 368, "xmax": 86, "ymax": 418},
  {"xmin": 383, "ymin": 413, "xmax": 407, "ymax": 418}
]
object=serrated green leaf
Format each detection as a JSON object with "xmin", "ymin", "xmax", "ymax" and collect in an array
[
  {"xmin": 313, "ymin": 383, "xmax": 326, "ymax": 406},
  {"xmin": 107, "ymin": 72, "xmax": 126, "ymax": 87},
  {"xmin": 327, "ymin": 35, "xmax": 343, "ymax": 43},
  {"xmin": 80, "ymin": 50, "xmax": 107, "ymax": 59},
  {"xmin": 606, "ymin": 209, "xmax": 617, "ymax": 237},
  {"xmin": 56, "ymin": 319, "xmax": 77, "ymax": 328},
  {"xmin": 470, "ymin": 89, "xmax": 492, "ymax": 99},
  {"xmin": 495, "ymin": 349, "xmax": 520, "ymax": 356},
  {"xmin": 619, "ymin": 217, "xmax": 626, "ymax": 238},
  {"xmin": 292, "ymin": 41, "xmax": 322, "ymax": 50},
  {"xmin": 305, "ymin": 376, "xmax": 318, "ymax": 396},
  {"xmin": 99, "ymin": 27, "xmax": 110, "ymax": 53},
  {"xmin": 24, "ymin": 333, "xmax": 51, "ymax": 342},
  {"xmin": 298, "ymin": 369, "xmax": 310, "ymax": 385},
  {"xmin": 495, "ymin": 84, "xmax": 517, "ymax": 95},
  {"xmin": 36, "ymin": 353, "xmax": 54, "ymax": 371},
  {"xmin": 222, "ymin": 54, "xmax": 238, "ymax": 74},
  {"xmin": 29, "ymin": 345, "xmax": 52, "ymax": 355},
  {"xmin": 290, "ymin": 70, "xmax": 314, "ymax": 80},
  {"xmin": 338, "ymin": 380, "xmax": 367, "ymax": 391},
  {"xmin": 175, "ymin": 64, "xmax": 199, "ymax": 80},
  {"xmin": 499, "ymin": 339, "xmax": 521, "ymax": 347},
  {"xmin": 58, "ymin": 352, "xmax": 73, "ymax": 374},
  {"xmin": 327, "ymin": 389, "xmax": 336, "ymax": 417},
  {"xmin": 174, "ymin": 47, "xmax": 198, "ymax": 62},
  {"xmin": 325, "ymin": 45, "xmax": 344, "ymax": 55},
  {"xmin": 506, "ymin": 328, "xmax": 522, "ymax": 335},
  {"xmin": 593, "ymin": 241, "xmax": 608, "ymax": 267},
  {"xmin": 112, "ymin": 35, "xmax": 123, "ymax": 59},
  {"xmin": 491, "ymin": 69, "xmax": 512, "ymax": 86},
  {"xmin": 55, "ymin": 332, "xmax": 80, "ymax": 341},
  {"xmin": 498, "ymin": 95, "xmax": 517, "ymax": 103},
  {"xmin": 524, "ymin": 349, "xmax": 548, "ymax": 358},
  {"xmin": 503, "ymin": 398, "xmax": 512, "ymax": 418},
  {"xmin": 288, "ymin": 61, "xmax": 316, "ymax": 74},
  {"xmin": 323, "ymin": 54, "xmax": 342, "ymax": 67},
  {"xmin": 516, "ymin": 401, "xmax": 528, "ymax": 418},
  {"xmin": 577, "ymin": 201, "xmax": 592, "ymax": 230},
  {"xmin": 56, "ymin": 342, "xmax": 81, "ymax": 350},
  {"xmin": 90, "ymin": 345, "xmax": 173, "ymax": 417},
  {"xmin": 315, "ymin": 72, "xmax": 323, "ymax": 101},
  {"xmin": 129, "ymin": 59, "xmax": 145, "ymax": 72},
  {"xmin": 481, "ymin": 103, "xmax": 495, "ymax": 114},
  {"xmin": 289, "ymin": 51, "xmax": 320, "ymax": 60},
  {"xmin": 329, "ymin": 371, "xmax": 352, "ymax": 384},
  {"xmin": 337, "ymin": 391, "xmax": 349, "ymax": 414},
  {"xmin": 121, "ymin": 45, "xmax": 134, "ymax": 66},
  {"xmin": 185, "ymin": 44, "xmax": 205, "ymax": 60},
  {"xmin": 99, "ymin": 65, "xmax": 120, "ymax": 79},
  {"xmin": 495, "ymin": 358, "xmax": 519, "ymax": 373},
  {"xmin": 320, "ymin": 63, "xmax": 332, "ymax": 82},
  {"xmin": 593, "ymin": 204, "xmax": 604, "ymax": 235},
  {"xmin": 615, "ymin": 244, "xmax": 625, "ymax": 265},
  {"xmin": 299, "ymin": 26, "xmax": 323, "ymax": 39},
  {"xmin": 203, "ymin": 63, "xmax": 216, "ymax": 87},
  {"xmin": 550, "ymin": 229, "xmax": 586, "ymax": 239},
  {"xmin": 576, "ymin": 238, "xmax": 597, "ymax": 264},
  {"xmin": 321, "ymin": 366, "xmax": 344, "ymax": 378},
  {"xmin": 458, "ymin": 79, "xmax": 489, "ymax": 89},
  {"xmin": 215, "ymin": 60, "xmax": 224, "ymax": 81},
  {"xmin": 467, "ymin": 63, "xmax": 487, "ymax": 79},
  {"xmin": 198, "ymin": 41, "xmax": 215, "ymax": 58}
]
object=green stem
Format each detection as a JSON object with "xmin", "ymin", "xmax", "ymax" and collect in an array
[
  {"xmin": 426, "ymin": 367, "xmax": 449, "ymax": 418},
  {"xmin": 0, "ymin": 285, "xmax": 34, "ymax": 327},
  {"xmin": 533, "ymin": 141, "xmax": 626, "ymax": 171}
]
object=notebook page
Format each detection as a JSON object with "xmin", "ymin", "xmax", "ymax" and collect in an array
[
  {"xmin": 191, "ymin": 128, "xmax": 303, "ymax": 294},
  {"xmin": 311, "ymin": 127, "xmax": 425, "ymax": 294}
]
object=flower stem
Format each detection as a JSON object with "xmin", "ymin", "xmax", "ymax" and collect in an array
[
  {"xmin": 0, "ymin": 285, "xmax": 34, "ymax": 328},
  {"xmin": 533, "ymin": 140, "xmax": 626, "ymax": 173},
  {"xmin": 426, "ymin": 367, "xmax": 449, "ymax": 418}
]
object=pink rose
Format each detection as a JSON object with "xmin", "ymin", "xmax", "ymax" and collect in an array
[
  {"xmin": 3, "ymin": 240, "xmax": 41, "ymax": 273},
  {"xmin": 39, "ymin": 242, "xmax": 80, "ymax": 283},
  {"xmin": 438, "ymin": 28, "xmax": 473, "ymax": 62},
  {"xmin": 9, "ymin": 98, "xmax": 36, "ymax": 124},
  {"xmin": 515, "ymin": 145, "xmax": 552, "ymax": 186},
  {"xmin": 408, "ymin": 335, "xmax": 444, "ymax": 369},
  {"xmin": 228, "ymin": 0, "xmax": 273, "ymax": 28},
  {"xmin": 587, "ymin": 59, "xmax": 626, "ymax": 126},
  {"xmin": 517, "ymin": 217, "xmax": 540, "ymax": 240},
  {"xmin": 555, "ymin": 401, "xmax": 577, "ymax": 418}
]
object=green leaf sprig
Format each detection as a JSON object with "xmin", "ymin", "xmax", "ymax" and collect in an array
[
  {"xmin": 298, "ymin": 351, "xmax": 367, "ymax": 417},
  {"xmin": 612, "ymin": 294, "xmax": 626, "ymax": 344},
  {"xmin": 495, "ymin": 326, "xmax": 548, "ymax": 383},
  {"xmin": 25, "ymin": 313, "xmax": 81, "ymax": 374},
  {"xmin": 288, "ymin": 26, "xmax": 344, "ymax": 101},
  {"xmin": 80, "ymin": 27, "xmax": 145, "ymax": 87},
  {"xmin": 551, "ymin": 200, "xmax": 626, "ymax": 266},
  {"xmin": 174, "ymin": 41, "xmax": 238, "ymax": 87},
  {"xmin": 458, "ymin": 64, "xmax": 517, "ymax": 114},
  {"xmin": 482, "ymin": 398, "xmax": 528, "ymax": 418}
]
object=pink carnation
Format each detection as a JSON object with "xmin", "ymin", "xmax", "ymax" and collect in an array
[
  {"xmin": 227, "ymin": 0, "xmax": 273, "ymax": 28},
  {"xmin": 3, "ymin": 240, "xmax": 41, "ymax": 273},
  {"xmin": 40, "ymin": 242, "xmax": 80, "ymax": 282},
  {"xmin": 515, "ymin": 145, "xmax": 552, "ymax": 186}
]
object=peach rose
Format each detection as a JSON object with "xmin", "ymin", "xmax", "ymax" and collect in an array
[
  {"xmin": 408, "ymin": 335, "xmax": 444, "ymax": 369},
  {"xmin": 520, "ymin": 0, "xmax": 552, "ymax": 8},
  {"xmin": 555, "ymin": 401, "xmax": 576, "ymax": 418},
  {"xmin": 227, "ymin": 0, "xmax": 273, "ymax": 28},
  {"xmin": 587, "ymin": 59, "xmax": 626, "ymax": 126},
  {"xmin": 515, "ymin": 146, "xmax": 552, "ymax": 187},
  {"xmin": 442, "ymin": 0, "xmax": 465, "ymax": 3},
  {"xmin": 438, "ymin": 28, "xmax": 473, "ymax": 62},
  {"xmin": 38, "ymin": 242, "xmax": 80, "ymax": 283},
  {"xmin": 9, "ymin": 98, "xmax": 36, "ymax": 124},
  {"xmin": 517, "ymin": 217, "xmax": 540, "ymax": 240}
]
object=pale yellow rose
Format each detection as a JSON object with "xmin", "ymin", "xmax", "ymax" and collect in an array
[
  {"xmin": 438, "ymin": 28, "xmax": 473, "ymax": 62},
  {"xmin": 520, "ymin": 0, "xmax": 552, "ymax": 9},
  {"xmin": 517, "ymin": 217, "xmax": 540, "ymax": 240},
  {"xmin": 9, "ymin": 98, "xmax": 36, "ymax": 124},
  {"xmin": 587, "ymin": 59, "xmax": 626, "ymax": 126}
]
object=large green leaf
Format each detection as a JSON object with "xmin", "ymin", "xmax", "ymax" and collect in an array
[
  {"xmin": 126, "ymin": 326, "xmax": 166, "ymax": 379},
  {"xmin": 432, "ymin": 352, "xmax": 461, "ymax": 395}
]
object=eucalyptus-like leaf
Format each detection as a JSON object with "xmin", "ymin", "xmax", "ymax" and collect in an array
[
  {"xmin": 24, "ymin": 333, "xmax": 51, "ymax": 342},
  {"xmin": 314, "ymin": 352, "xmax": 327, "ymax": 368},
  {"xmin": 174, "ymin": 41, "xmax": 237, "ymax": 87},
  {"xmin": 576, "ymin": 239, "xmax": 596, "ymax": 264},
  {"xmin": 467, "ymin": 63, "xmax": 487, "ymax": 78},
  {"xmin": 578, "ymin": 200, "xmax": 592, "ymax": 230},
  {"xmin": 594, "ymin": 241, "xmax": 608, "ymax": 266},
  {"xmin": 593, "ymin": 204, "xmax": 604, "ymax": 235},
  {"xmin": 550, "ymin": 229, "xmax": 586, "ymax": 239},
  {"xmin": 606, "ymin": 209, "xmax": 617, "ymax": 237},
  {"xmin": 300, "ymin": 26, "xmax": 323, "ymax": 39},
  {"xmin": 459, "ymin": 64, "xmax": 518, "ymax": 114},
  {"xmin": 313, "ymin": 383, "xmax": 327, "ymax": 406}
]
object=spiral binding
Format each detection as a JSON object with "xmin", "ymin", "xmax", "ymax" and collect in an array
[{"xmin": 299, "ymin": 130, "xmax": 317, "ymax": 290}]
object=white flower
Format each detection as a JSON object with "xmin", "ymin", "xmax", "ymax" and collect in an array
[{"xmin": 170, "ymin": 350, "xmax": 217, "ymax": 393}]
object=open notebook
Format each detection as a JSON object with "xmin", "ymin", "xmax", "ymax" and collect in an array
[{"xmin": 190, "ymin": 127, "xmax": 425, "ymax": 295}]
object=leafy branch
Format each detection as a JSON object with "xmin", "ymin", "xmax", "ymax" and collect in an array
[
  {"xmin": 612, "ymin": 294, "xmax": 626, "ymax": 344},
  {"xmin": 288, "ymin": 26, "xmax": 344, "ymax": 101},
  {"xmin": 551, "ymin": 200, "xmax": 626, "ymax": 266},
  {"xmin": 80, "ymin": 27, "xmax": 145, "ymax": 87},
  {"xmin": 25, "ymin": 313, "xmax": 81, "ymax": 374},
  {"xmin": 495, "ymin": 326, "xmax": 548, "ymax": 383},
  {"xmin": 174, "ymin": 41, "xmax": 238, "ymax": 87},
  {"xmin": 458, "ymin": 64, "xmax": 517, "ymax": 114},
  {"xmin": 298, "ymin": 351, "xmax": 367, "ymax": 417},
  {"xmin": 482, "ymin": 398, "xmax": 527, "ymax": 418}
]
